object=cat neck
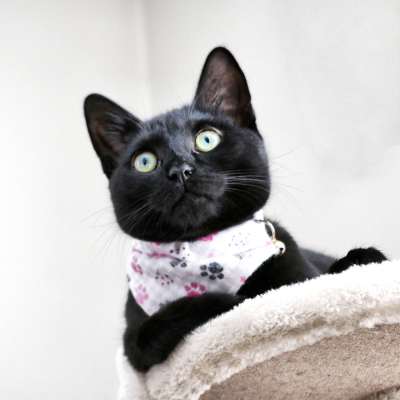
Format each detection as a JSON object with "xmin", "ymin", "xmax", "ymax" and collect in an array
[{"xmin": 126, "ymin": 208, "xmax": 282, "ymax": 315}]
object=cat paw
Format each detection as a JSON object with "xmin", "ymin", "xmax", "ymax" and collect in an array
[
  {"xmin": 124, "ymin": 324, "xmax": 168, "ymax": 372},
  {"xmin": 329, "ymin": 247, "xmax": 387, "ymax": 274},
  {"xmin": 132, "ymin": 302, "xmax": 191, "ymax": 371},
  {"xmin": 129, "ymin": 293, "xmax": 244, "ymax": 371}
]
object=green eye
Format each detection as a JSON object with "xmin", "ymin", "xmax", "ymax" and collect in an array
[
  {"xmin": 133, "ymin": 152, "xmax": 158, "ymax": 173},
  {"xmin": 195, "ymin": 129, "xmax": 221, "ymax": 152}
]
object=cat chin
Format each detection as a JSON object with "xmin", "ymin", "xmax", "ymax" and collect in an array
[
  {"xmin": 119, "ymin": 199, "xmax": 220, "ymax": 242},
  {"xmin": 168, "ymin": 195, "xmax": 219, "ymax": 228}
]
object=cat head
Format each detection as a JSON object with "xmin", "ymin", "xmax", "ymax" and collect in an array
[{"xmin": 84, "ymin": 47, "xmax": 270, "ymax": 241}]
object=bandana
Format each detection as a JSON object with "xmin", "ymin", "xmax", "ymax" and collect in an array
[{"xmin": 126, "ymin": 210, "xmax": 284, "ymax": 315}]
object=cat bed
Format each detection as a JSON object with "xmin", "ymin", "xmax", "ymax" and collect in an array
[{"xmin": 116, "ymin": 259, "xmax": 400, "ymax": 400}]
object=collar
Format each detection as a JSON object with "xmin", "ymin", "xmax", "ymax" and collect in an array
[{"xmin": 126, "ymin": 209, "xmax": 285, "ymax": 315}]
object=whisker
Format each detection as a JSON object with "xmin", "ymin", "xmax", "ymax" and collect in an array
[{"xmin": 270, "ymin": 145, "xmax": 303, "ymax": 161}]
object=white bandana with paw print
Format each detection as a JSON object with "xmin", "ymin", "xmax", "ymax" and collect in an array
[{"xmin": 127, "ymin": 210, "xmax": 283, "ymax": 315}]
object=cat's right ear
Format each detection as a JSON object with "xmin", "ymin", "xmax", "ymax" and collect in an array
[{"xmin": 84, "ymin": 94, "xmax": 141, "ymax": 178}]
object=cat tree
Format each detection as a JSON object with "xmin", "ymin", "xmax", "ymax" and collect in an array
[{"xmin": 117, "ymin": 260, "xmax": 400, "ymax": 400}]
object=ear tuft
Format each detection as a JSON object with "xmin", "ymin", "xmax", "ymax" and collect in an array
[
  {"xmin": 84, "ymin": 94, "xmax": 141, "ymax": 178},
  {"xmin": 194, "ymin": 47, "xmax": 256, "ymax": 129}
]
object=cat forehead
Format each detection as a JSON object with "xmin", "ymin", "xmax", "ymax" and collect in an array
[
  {"xmin": 143, "ymin": 106, "xmax": 217, "ymax": 136},
  {"xmin": 122, "ymin": 106, "xmax": 208, "ymax": 153}
]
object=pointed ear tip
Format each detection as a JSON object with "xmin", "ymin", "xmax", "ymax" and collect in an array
[
  {"xmin": 207, "ymin": 46, "xmax": 235, "ymax": 61},
  {"xmin": 84, "ymin": 93, "xmax": 104, "ymax": 109},
  {"xmin": 84, "ymin": 94, "xmax": 96, "ymax": 115}
]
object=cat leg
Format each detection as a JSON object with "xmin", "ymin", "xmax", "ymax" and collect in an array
[
  {"xmin": 329, "ymin": 247, "xmax": 387, "ymax": 274},
  {"xmin": 124, "ymin": 293, "xmax": 243, "ymax": 372}
]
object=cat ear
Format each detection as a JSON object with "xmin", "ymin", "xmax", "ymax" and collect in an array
[
  {"xmin": 194, "ymin": 47, "xmax": 256, "ymax": 129},
  {"xmin": 84, "ymin": 94, "xmax": 141, "ymax": 178}
]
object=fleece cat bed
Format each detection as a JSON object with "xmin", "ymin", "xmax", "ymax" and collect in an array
[{"xmin": 116, "ymin": 260, "xmax": 400, "ymax": 400}]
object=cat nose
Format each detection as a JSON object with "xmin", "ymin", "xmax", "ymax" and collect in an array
[{"xmin": 168, "ymin": 163, "xmax": 195, "ymax": 183}]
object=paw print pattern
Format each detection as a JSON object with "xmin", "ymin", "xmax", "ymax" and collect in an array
[
  {"xmin": 199, "ymin": 233, "xmax": 215, "ymax": 242},
  {"xmin": 169, "ymin": 257, "xmax": 187, "ymax": 268},
  {"xmin": 133, "ymin": 284, "xmax": 149, "ymax": 305},
  {"xmin": 155, "ymin": 271, "xmax": 174, "ymax": 286},
  {"xmin": 184, "ymin": 282, "xmax": 206, "ymax": 297},
  {"xmin": 200, "ymin": 262, "xmax": 224, "ymax": 280},
  {"xmin": 169, "ymin": 243, "xmax": 185, "ymax": 256},
  {"xmin": 168, "ymin": 243, "xmax": 190, "ymax": 258},
  {"xmin": 131, "ymin": 257, "xmax": 143, "ymax": 274},
  {"xmin": 229, "ymin": 232, "xmax": 250, "ymax": 249}
]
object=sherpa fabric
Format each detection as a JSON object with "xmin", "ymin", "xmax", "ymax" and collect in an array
[{"xmin": 117, "ymin": 259, "xmax": 400, "ymax": 400}]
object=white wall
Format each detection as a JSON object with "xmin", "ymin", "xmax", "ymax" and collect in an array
[
  {"xmin": 144, "ymin": 0, "xmax": 400, "ymax": 258},
  {"xmin": 0, "ymin": 1, "xmax": 150, "ymax": 399}
]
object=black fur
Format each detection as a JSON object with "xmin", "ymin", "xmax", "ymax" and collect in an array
[
  {"xmin": 123, "ymin": 292, "xmax": 244, "ymax": 371},
  {"xmin": 84, "ymin": 47, "xmax": 387, "ymax": 372},
  {"xmin": 329, "ymin": 247, "xmax": 387, "ymax": 274}
]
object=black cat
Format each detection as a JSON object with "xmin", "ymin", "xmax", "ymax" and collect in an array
[{"xmin": 83, "ymin": 47, "xmax": 386, "ymax": 372}]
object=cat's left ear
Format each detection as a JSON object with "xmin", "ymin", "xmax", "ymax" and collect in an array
[
  {"xmin": 84, "ymin": 94, "xmax": 141, "ymax": 178},
  {"xmin": 194, "ymin": 47, "xmax": 256, "ymax": 129}
]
